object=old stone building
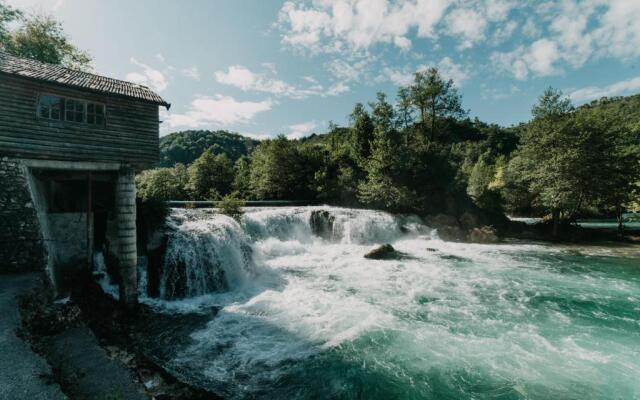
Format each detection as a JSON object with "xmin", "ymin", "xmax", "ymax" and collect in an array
[{"xmin": 0, "ymin": 51, "xmax": 169, "ymax": 308}]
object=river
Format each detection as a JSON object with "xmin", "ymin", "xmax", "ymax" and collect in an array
[{"xmin": 110, "ymin": 206, "xmax": 640, "ymax": 399}]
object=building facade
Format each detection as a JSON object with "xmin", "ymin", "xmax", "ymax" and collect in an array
[{"xmin": 0, "ymin": 51, "xmax": 169, "ymax": 308}]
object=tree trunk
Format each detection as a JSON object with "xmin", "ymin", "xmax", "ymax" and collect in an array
[
  {"xmin": 430, "ymin": 101, "xmax": 436, "ymax": 141},
  {"xmin": 616, "ymin": 205, "xmax": 623, "ymax": 232}
]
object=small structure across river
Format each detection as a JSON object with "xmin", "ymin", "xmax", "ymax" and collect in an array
[{"xmin": 0, "ymin": 51, "xmax": 169, "ymax": 309}]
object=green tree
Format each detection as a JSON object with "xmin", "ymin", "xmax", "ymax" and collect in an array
[
  {"xmin": 348, "ymin": 103, "xmax": 375, "ymax": 164},
  {"xmin": 0, "ymin": 2, "xmax": 21, "ymax": 44},
  {"xmin": 232, "ymin": 155, "xmax": 253, "ymax": 199},
  {"xmin": 409, "ymin": 68, "xmax": 465, "ymax": 141},
  {"xmin": 248, "ymin": 136, "xmax": 312, "ymax": 200},
  {"xmin": 516, "ymin": 89, "xmax": 578, "ymax": 235},
  {"xmin": 136, "ymin": 164, "xmax": 189, "ymax": 201},
  {"xmin": 358, "ymin": 93, "xmax": 420, "ymax": 211},
  {"xmin": 532, "ymin": 87, "xmax": 574, "ymax": 120},
  {"xmin": 218, "ymin": 194, "xmax": 245, "ymax": 221},
  {"xmin": 187, "ymin": 149, "xmax": 234, "ymax": 200},
  {"xmin": 573, "ymin": 109, "xmax": 640, "ymax": 230},
  {"xmin": 0, "ymin": 5, "xmax": 91, "ymax": 70},
  {"xmin": 396, "ymin": 86, "xmax": 414, "ymax": 129}
]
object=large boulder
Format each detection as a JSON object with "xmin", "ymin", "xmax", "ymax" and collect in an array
[
  {"xmin": 364, "ymin": 244, "xmax": 398, "ymax": 260},
  {"xmin": 468, "ymin": 226, "xmax": 499, "ymax": 243},
  {"xmin": 310, "ymin": 210, "xmax": 335, "ymax": 240},
  {"xmin": 426, "ymin": 214, "xmax": 459, "ymax": 230},
  {"xmin": 436, "ymin": 225, "xmax": 467, "ymax": 241}
]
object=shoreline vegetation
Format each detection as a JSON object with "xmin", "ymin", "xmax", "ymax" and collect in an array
[{"xmin": 138, "ymin": 74, "xmax": 640, "ymax": 243}]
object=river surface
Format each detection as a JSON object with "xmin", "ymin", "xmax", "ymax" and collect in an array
[{"xmin": 122, "ymin": 207, "xmax": 640, "ymax": 399}]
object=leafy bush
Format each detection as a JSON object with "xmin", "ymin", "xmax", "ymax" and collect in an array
[{"xmin": 217, "ymin": 194, "xmax": 245, "ymax": 221}]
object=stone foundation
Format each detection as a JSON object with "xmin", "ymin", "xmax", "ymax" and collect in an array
[{"xmin": 0, "ymin": 157, "xmax": 47, "ymax": 273}]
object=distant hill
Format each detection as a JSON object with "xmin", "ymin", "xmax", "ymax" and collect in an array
[
  {"xmin": 159, "ymin": 130, "xmax": 260, "ymax": 167},
  {"xmin": 576, "ymin": 94, "xmax": 640, "ymax": 127},
  {"xmin": 158, "ymin": 95, "xmax": 640, "ymax": 168}
]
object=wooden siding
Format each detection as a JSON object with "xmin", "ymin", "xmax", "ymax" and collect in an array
[{"xmin": 0, "ymin": 73, "xmax": 160, "ymax": 168}]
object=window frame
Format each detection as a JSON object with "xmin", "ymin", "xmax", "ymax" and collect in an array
[
  {"xmin": 37, "ymin": 94, "xmax": 63, "ymax": 121},
  {"xmin": 37, "ymin": 93, "xmax": 107, "ymax": 128}
]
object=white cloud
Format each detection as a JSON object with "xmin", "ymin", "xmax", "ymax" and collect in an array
[
  {"xmin": 433, "ymin": 56, "xmax": 470, "ymax": 86},
  {"xmin": 325, "ymin": 58, "xmax": 371, "ymax": 82},
  {"xmin": 592, "ymin": 0, "xmax": 640, "ymax": 60},
  {"xmin": 215, "ymin": 64, "xmax": 350, "ymax": 98},
  {"xmin": 277, "ymin": 0, "xmax": 451, "ymax": 53},
  {"xmin": 445, "ymin": 8, "xmax": 487, "ymax": 50},
  {"xmin": 484, "ymin": 0, "xmax": 515, "ymax": 21},
  {"xmin": 125, "ymin": 58, "xmax": 168, "ymax": 92},
  {"xmin": 379, "ymin": 57, "xmax": 470, "ymax": 87},
  {"xmin": 481, "ymin": 84, "xmax": 520, "ymax": 100},
  {"xmin": 491, "ymin": 20, "xmax": 517, "ymax": 44},
  {"xmin": 276, "ymin": 1, "xmax": 640, "ymax": 84},
  {"xmin": 522, "ymin": 17, "xmax": 539, "ymax": 38},
  {"xmin": 287, "ymin": 121, "xmax": 318, "ymax": 139},
  {"xmin": 164, "ymin": 95, "xmax": 273, "ymax": 129},
  {"xmin": 240, "ymin": 131, "xmax": 274, "ymax": 141},
  {"xmin": 325, "ymin": 82, "xmax": 350, "ymax": 95},
  {"xmin": 181, "ymin": 66, "xmax": 200, "ymax": 81},
  {"xmin": 491, "ymin": 38, "xmax": 560, "ymax": 80},
  {"xmin": 378, "ymin": 66, "xmax": 414, "ymax": 86},
  {"xmin": 215, "ymin": 65, "xmax": 304, "ymax": 97},
  {"xmin": 155, "ymin": 53, "xmax": 165, "ymax": 63},
  {"xmin": 568, "ymin": 76, "xmax": 640, "ymax": 102}
]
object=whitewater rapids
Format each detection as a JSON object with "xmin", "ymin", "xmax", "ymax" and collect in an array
[{"xmin": 135, "ymin": 206, "xmax": 640, "ymax": 399}]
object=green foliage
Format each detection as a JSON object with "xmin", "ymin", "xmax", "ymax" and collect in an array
[
  {"xmin": 408, "ymin": 67, "xmax": 466, "ymax": 140},
  {"xmin": 159, "ymin": 130, "xmax": 258, "ymax": 167},
  {"xmin": 136, "ymin": 164, "xmax": 189, "ymax": 201},
  {"xmin": 137, "ymin": 197, "xmax": 169, "ymax": 235},
  {"xmin": 232, "ymin": 155, "xmax": 252, "ymax": 198},
  {"xmin": 0, "ymin": 2, "xmax": 21, "ymax": 44},
  {"xmin": 503, "ymin": 88, "xmax": 640, "ymax": 226},
  {"xmin": 0, "ymin": 5, "xmax": 91, "ymax": 70},
  {"xmin": 136, "ymin": 71, "xmax": 638, "ymax": 226},
  {"xmin": 187, "ymin": 149, "xmax": 234, "ymax": 200},
  {"xmin": 249, "ymin": 135, "xmax": 315, "ymax": 200},
  {"xmin": 217, "ymin": 194, "xmax": 245, "ymax": 221}
]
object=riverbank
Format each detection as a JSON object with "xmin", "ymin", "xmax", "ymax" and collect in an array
[
  {"xmin": 0, "ymin": 274, "xmax": 66, "ymax": 400},
  {"xmin": 15, "ymin": 272, "xmax": 215, "ymax": 400},
  {"xmin": 504, "ymin": 220, "xmax": 640, "ymax": 244}
]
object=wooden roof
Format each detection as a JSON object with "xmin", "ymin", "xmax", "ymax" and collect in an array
[{"xmin": 0, "ymin": 51, "xmax": 170, "ymax": 108}]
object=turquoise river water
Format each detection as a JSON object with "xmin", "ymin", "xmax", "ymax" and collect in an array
[{"xmin": 101, "ymin": 207, "xmax": 640, "ymax": 399}]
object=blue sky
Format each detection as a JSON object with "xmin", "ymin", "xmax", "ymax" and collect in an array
[{"xmin": 7, "ymin": 0, "xmax": 640, "ymax": 138}]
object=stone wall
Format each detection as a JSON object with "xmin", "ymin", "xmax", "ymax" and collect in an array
[{"xmin": 0, "ymin": 157, "xmax": 47, "ymax": 273}]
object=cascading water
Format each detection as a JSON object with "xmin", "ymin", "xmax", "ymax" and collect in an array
[{"xmin": 130, "ymin": 206, "xmax": 640, "ymax": 399}]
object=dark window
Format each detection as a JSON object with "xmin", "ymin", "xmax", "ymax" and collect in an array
[
  {"xmin": 65, "ymin": 99, "xmax": 85, "ymax": 123},
  {"xmin": 38, "ymin": 95, "xmax": 62, "ymax": 120},
  {"xmin": 38, "ymin": 94, "xmax": 106, "ymax": 126},
  {"xmin": 87, "ymin": 102, "xmax": 105, "ymax": 126}
]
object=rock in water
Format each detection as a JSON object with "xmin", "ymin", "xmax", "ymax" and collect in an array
[
  {"xmin": 310, "ymin": 210, "xmax": 335, "ymax": 240},
  {"xmin": 364, "ymin": 244, "xmax": 397, "ymax": 259},
  {"xmin": 468, "ymin": 226, "xmax": 499, "ymax": 243}
]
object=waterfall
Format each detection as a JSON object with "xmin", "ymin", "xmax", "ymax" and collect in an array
[
  {"xmin": 159, "ymin": 211, "xmax": 254, "ymax": 299},
  {"xmin": 156, "ymin": 206, "xmax": 421, "ymax": 300}
]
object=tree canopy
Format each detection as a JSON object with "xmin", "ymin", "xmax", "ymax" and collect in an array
[
  {"xmin": 136, "ymin": 69, "xmax": 640, "ymax": 232},
  {"xmin": 0, "ymin": 2, "xmax": 91, "ymax": 70}
]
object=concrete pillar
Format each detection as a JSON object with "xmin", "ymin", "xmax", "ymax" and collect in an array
[{"xmin": 116, "ymin": 168, "xmax": 137, "ymax": 310}]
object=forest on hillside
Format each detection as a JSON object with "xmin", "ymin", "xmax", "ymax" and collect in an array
[{"xmin": 138, "ymin": 68, "xmax": 640, "ymax": 231}]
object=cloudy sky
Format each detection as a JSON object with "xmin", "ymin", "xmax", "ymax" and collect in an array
[{"xmin": 7, "ymin": 0, "xmax": 640, "ymax": 138}]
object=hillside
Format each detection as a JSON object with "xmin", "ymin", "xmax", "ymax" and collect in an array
[
  {"xmin": 576, "ymin": 94, "xmax": 640, "ymax": 130},
  {"xmin": 158, "ymin": 94, "xmax": 640, "ymax": 169},
  {"xmin": 159, "ymin": 130, "xmax": 259, "ymax": 167}
]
